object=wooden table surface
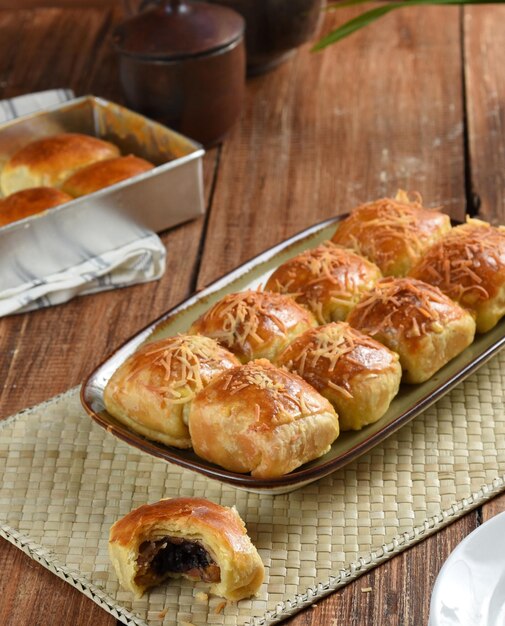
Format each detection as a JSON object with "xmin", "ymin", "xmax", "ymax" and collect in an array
[{"xmin": 1, "ymin": 4, "xmax": 505, "ymax": 625}]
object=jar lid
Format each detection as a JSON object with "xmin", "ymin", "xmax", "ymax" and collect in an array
[{"xmin": 113, "ymin": 0, "xmax": 245, "ymax": 61}]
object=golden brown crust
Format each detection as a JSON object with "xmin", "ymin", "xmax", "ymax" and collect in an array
[
  {"xmin": 109, "ymin": 497, "xmax": 264, "ymax": 601},
  {"xmin": 409, "ymin": 219, "xmax": 505, "ymax": 332},
  {"xmin": 264, "ymin": 242, "xmax": 382, "ymax": 324},
  {"xmin": 276, "ymin": 322, "xmax": 402, "ymax": 430},
  {"xmin": 0, "ymin": 187, "xmax": 72, "ymax": 226},
  {"xmin": 1, "ymin": 133, "xmax": 120, "ymax": 194},
  {"xmin": 110, "ymin": 498, "xmax": 247, "ymax": 547},
  {"xmin": 347, "ymin": 277, "xmax": 476, "ymax": 383},
  {"xmin": 188, "ymin": 359, "xmax": 339, "ymax": 478},
  {"xmin": 61, "ymin": 155, "xmax": 154, "ymax": 197},
  {"xmin": 331, "ymin": 193, "xmax": 451, "ymax": 276},
  {"xmin": 189, "ymin": 290, "xmax": 317, "ymax": 362},
  {"xmin": 103, "ymin": 334, "xmax": 240, "ymax": 448}
]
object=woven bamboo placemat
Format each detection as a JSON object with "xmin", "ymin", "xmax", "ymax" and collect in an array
[{"xmin": 1, "ymin": 350, "xmax": 505, "ymax": 626}]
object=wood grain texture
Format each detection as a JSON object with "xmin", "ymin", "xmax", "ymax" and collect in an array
[
  {"xmin": 464, "ymin": 5, "xmax": 505, "ymax": 224},
  {"xmin": 196, "ymin": 5, "xmax": 466, "ymax": 290},
  {"xmin": 0, "ymin": 541, "xmax": 116, "ymax": 626},
  {"xmin": 481, "ymin": 492, "xmax": 505, "ymax": 522}
]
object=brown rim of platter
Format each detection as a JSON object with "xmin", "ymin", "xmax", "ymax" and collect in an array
[{"xmin": 80, "ymin": 214, "xmax": 505, "ymax": 490}]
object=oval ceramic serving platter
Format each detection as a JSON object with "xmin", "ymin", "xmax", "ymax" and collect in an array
[{"xmin": 81, "ymin": 215, "xmax": 505, "ymax": 494}]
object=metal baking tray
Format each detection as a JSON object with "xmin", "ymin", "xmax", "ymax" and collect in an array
[
  {"xmin": 0, "ymin": 95, "xmax": 205, "ymax": 293},
  {"xmin": 81, "ymin": 215, "xmax": 505, "ymax": 494}
]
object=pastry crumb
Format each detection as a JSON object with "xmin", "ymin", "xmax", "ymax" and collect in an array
[
  {"xmin": 214, "ymin": 600, "xmax": 227, "ymax": 614},
  {"xmin": 157, "ymin": 608, "xmax": 168, "ymax": 619},
  {"xmin": 195, "ymin": 591, "xmax": 208, "ymax": 603},
  {"xmin": 361, "ymin": 587, "xmax": 372, "ymax": 593}
]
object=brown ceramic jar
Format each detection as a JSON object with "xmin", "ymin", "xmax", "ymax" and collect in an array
[
  {"xmin": 113, "ymin": 0, "xmax": 246, "ymax": 147},
  {"xmin": 206, "ymin": 0, "xmax": 323, "ymax": 75}
]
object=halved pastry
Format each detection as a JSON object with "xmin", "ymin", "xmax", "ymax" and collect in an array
[
  {"xmin": 188, "ymin": 359, "xmax": 339, "ymax": 478},
  {"xmin": 103, "ymin": 334, "xmax": 240, "ymax": 448},
  {"xmin": 409, "ymin": 219, "xmax": 505, "ymax": 333},
  {"xmin": 109, "ymin": 497, "xmax": 264, "ymax": 600},
  {"xmin": 331, "ymin": 191, "xmax": 451, "ymax": 276},
  {"xmin": 189, "ymin": 290, "xmax": 317, "ymax": 362},
  {"xmin": 276, "ymin": 322, "xmax": 401, "ymax": 431},
  {"xmin": 264, "ymin": 242, "xmax": 382, "ymax": 324},
  {"xmin": 346, "ymin": 277, "xmax": 476, "ymax": 383}
]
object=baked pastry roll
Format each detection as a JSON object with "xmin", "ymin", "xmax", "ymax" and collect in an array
[
  {"xmin": 189, "ymin": 290, "xmax": 317, "ymax": 363},
  {"xmin": 188, "ymin": 359, "xmax": 339, "ymax": 478},
  {"xmin": 409, "ymin": 219, "xmax": 505, "ymax": 333},
  {"xmin": 103, "ymin": 334, "xmax": 240, "ymax": 448},
  {"xmin": 276, "ymin": 322, "xmax": 401, "ymax": 431},
  {"xmin": 61, "ymin": 155, "xmax": 154, "ymax": 197},
  {"xmin": 0, "ymin": 187, "xmax": 72, "ymax": 226},
  {"xmin": 331, "ymin": 192, "xmax": 451, "ymax": 276},
  {"xmin": 109, "ymin": 497, "xmax": 264, "ymax": 600},
  {"xmin": 347, "ymin": 277, "xmax": 476, "ymax": 383},
  {"xmin": 1, "ymin": 132, "xmax": 120, "ymax": 195},
  {"xmin": 264, "ymin": 242, "xmax": 382, "ymax": 324}
]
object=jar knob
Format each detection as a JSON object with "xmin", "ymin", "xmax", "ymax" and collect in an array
[{"xmin": 164, "ymin": 0, "xmax": 186, "ymax": 11}]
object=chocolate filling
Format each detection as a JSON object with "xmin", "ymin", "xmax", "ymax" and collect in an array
[{"xmin": 135, "ymin": 536, "xmax": 220, "ymax": 586}]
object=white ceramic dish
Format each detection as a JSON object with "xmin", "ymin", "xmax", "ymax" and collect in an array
[{"xmin": 429, "ymin": 511, "xmax": 505, "ymax": 626}]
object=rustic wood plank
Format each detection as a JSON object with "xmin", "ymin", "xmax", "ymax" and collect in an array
[
  {"xmin": 0, "ymin": 8, "xmax": 113, "ymax": 99},
  {"xmin": 464, "ymin": 5, "xmax": 505, "ymax": 224},
  {"xmin": 196, "ymin": 5, "xmax": 467, "ymax": 289},
  {"xmin": 481, "ymin": 492, "xmax": 505, "ymax": 522},
  {"xmin": 0, "ymin": 541, "xmax": 117, "ymax": 626},
  {"xmin": 0, "ymin": 8, "xmax": 219, "ymax": 626}
]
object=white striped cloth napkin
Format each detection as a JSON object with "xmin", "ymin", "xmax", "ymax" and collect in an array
[{"xmin": 0, "ymin": 89, "xmax": 166, "ymax": 316}]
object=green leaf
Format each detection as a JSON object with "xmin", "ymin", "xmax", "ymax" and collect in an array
[
  {"xmin": 313, "ymin": 3, "xmax": 398, "ymax": 49},
  {"xmin": 313, "ymin": 0, "xmax": 494, "ymax": 50}
]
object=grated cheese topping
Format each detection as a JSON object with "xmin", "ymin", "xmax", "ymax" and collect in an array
[
  {"xmin": 332, "ymin": 193, "xmax": 447, "ymax": 273},
  {"xmin": 127, "ymin": 334, "xmax": 232, "ymax": 404},
  {"xmin": 281, "ymin": 323, "xmax": 389, "ymax": 397},
  {"xmin": 266, "ymin": 242, "xmax": 381, "ymax": 323},
  {"xmin": 224, "ymin": 361, "xmax": 323, "ymax": 418},
  {"xmin": 348, "ymin": 277, "xmax": 455, "ymax": 339},
  {"xmin": 268, "ymin": 242, "xmax": 378, "ymax": 292},
  {"xmin": 195, "ymin": 291, "xmax": 303, "ymax": 349},
  {"xmin": 410, "ymin": 220, "xmax": 505, "ymax": 302}
]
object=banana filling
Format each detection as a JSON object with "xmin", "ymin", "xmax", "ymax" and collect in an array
[{"xmin": 135, "ymin": 536, "xmax": 221, "ymax": 586}]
